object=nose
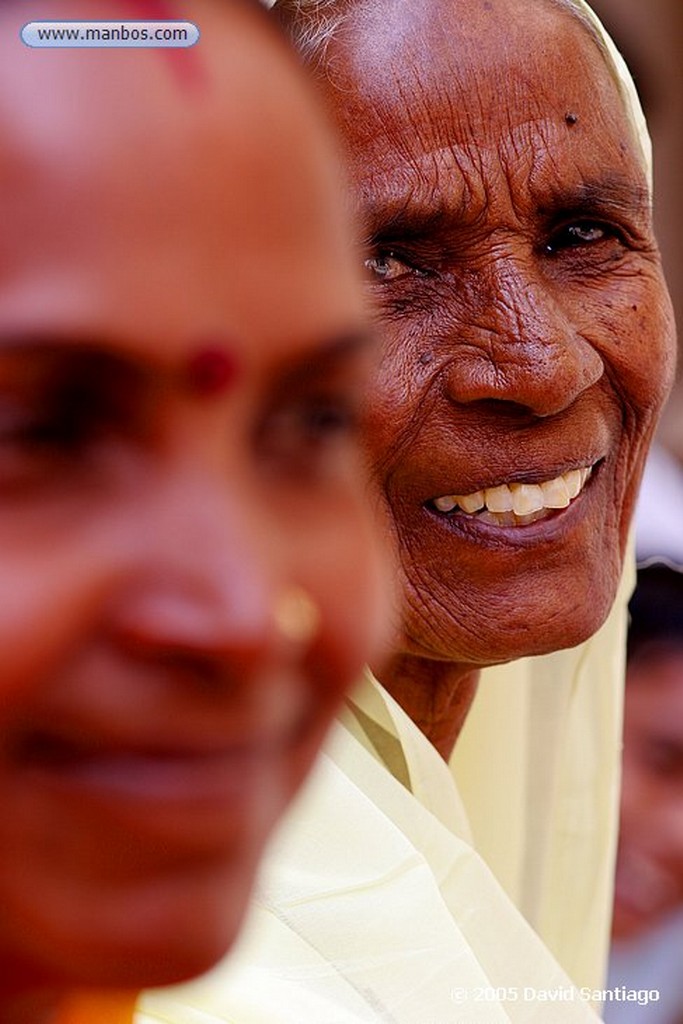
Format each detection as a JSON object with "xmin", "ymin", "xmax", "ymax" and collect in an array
[
  {"xmin": 105, "ymin": 469, "xmax": 282, "ymax": 676},
  {"xmin": 443, "ymin": 257, "xmax": 604, "ymax": 417}
]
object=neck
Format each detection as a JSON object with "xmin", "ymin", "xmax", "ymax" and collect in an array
[{"xmin": 374, "ymin": 652, "xmax": 479, "ymax": 761}]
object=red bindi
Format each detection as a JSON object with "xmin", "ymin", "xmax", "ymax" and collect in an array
[{"xmin": 185, "ymin": 347, "xmax": 241, "ymax": 397}]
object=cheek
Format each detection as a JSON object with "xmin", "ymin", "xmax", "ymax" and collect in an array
[
  {"xmin": 596, "ymin": 272, "xmax": 676, "ymax": 425},
  {"xmin": 361, "ymin": 320, "xmax": 436, "ymax": 469},
  {"xmin": 297, "ymin": 501, "xmax": 393, "ymax": 702},
  {"xmin": 0, "ymin": 558, "xmax": 86, "ymax": 712}
]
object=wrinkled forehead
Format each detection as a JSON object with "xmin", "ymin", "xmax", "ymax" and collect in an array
[
  {"xmin": 550, "ymin": 0, "xmax": 651, "ymax": 182},
  {"xmin": 319, "ymin": 0, "xmax": 650, "ymax": 189}
]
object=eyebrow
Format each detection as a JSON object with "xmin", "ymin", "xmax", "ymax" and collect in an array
[
  {"xmin": 278, "ymin": 330, "xmax": 375, "ymax": 385},
  {"xmin": 538, "ymin": 175, "xmax": 651, "ymax": 219},
  {"xmin": 360, "ymin": 185, "xmax": 473, "ymax": 245},
  {"xmin": 0, "ymin": 330, "xmax": 376, "ymax": 388},
  {"xmin": 361, "ymin": 172, "xmax": 651, "ymax": 244},
  {"xmin": 0, "ymin": 336, "xmax": 148, "ymax": 387},
  {"xmin": 0, "ymin": 331, "xmax": 156, "ymax": 366}
]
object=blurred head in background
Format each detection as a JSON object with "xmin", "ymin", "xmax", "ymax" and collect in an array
[
  {"xmin": 0, "ymin": 0, "xmax": 387, "ymax": 1009},
  {"xmin": 613, "ymin": 562, "xmax": 683, "ymax": 940}
]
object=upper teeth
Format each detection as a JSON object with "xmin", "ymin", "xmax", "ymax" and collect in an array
[{"xmin": 433, "ymin": 467, "xmax": 592, "ymax": 516}]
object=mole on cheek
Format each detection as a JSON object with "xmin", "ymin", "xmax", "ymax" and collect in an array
[{"xmin": 185, "ymin": 347, "xmax": 242, "ymax": 397}]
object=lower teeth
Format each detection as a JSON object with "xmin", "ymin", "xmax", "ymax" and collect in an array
[{"xmin": 473, "ymin": 508, "xmax": 552, "ymax": 526}]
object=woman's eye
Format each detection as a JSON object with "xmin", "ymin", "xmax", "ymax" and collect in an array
[
  {"xmin": 0, "ymin": 402, "xmax": 89, "ymax": 489},
  {"xmin": 0, "ymin": 385, "xmax": 126, "ymax": 491},
  {"xmin": 260, "ymin": 396, "xmax": 359, "ymax": 478},
  {"xmin": 364, "ymin": 252, "xmax": 416, "ymax": 282},
  {"xmin": 2, "ymin": 411, "xmax": 80, "ymax": 451},
  {"xmin": 278, "ymin": 397, "xmax": 357, "ymax": 447},
  {"xmin": 545, "ymin": 221, "xmax": 615, "ymax": 253},
  {"xmin": 1, "ymin": 395, "xmax": 100, "ymax": 453}
]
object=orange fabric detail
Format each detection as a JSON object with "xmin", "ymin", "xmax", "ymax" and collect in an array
[{"xmin": 55, "ymin": 990, "xmax": 138, "ymax": 1024}]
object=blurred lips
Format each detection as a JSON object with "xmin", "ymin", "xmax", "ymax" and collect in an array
[
  {"xmin": 4, "ymin": 681, "xmax": 310, "ymax": 842},
  {"xmin": 14, "ymin": 728, "xmax": 279, "ymax": 805}
]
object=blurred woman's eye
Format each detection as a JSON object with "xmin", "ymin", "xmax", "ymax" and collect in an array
[
  {"xmin": 0, "ymin": 397, "xmax": 100, "ymax": 490},
  {"xmin": 1, "ymin": 402, "xmax": 91, "ymax": 451},
  {"xmin": 258, "ymin": 394, "xmax": 359, "ymax": 480},
  {"xmin": 0, "ymin": 352, "xmax": 144, "ymax": 492},
  {"xmin": 364, "ymin": 251, "xmax": 419, "ymax": 282}
]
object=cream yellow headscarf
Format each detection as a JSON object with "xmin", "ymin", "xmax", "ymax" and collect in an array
[
  {"xmin": 137, "ymin": 3, "xmax": 651, "ymax": 1022},
  {"xmin": 450, "ymin": 0, "xmax": 650, "ymax": 988}
]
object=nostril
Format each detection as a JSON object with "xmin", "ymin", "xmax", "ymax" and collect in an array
[
  {"xmin": 152, "ymin": 647, "xmax": 226, "ymax": 689},
  {"xmin": 110, "ymin": 630, "xmax": 231, "ymax": 690},
  {"xmin": 442, "ymin": 337, "xmax": 604, "ymax": 418},
  {"xmin": 459, "ymin": 397, "xmax": 544, "ymax": 424}
]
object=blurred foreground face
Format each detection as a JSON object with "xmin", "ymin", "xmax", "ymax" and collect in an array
[
  {"xmin": 315, "ymin": 0, "xmax": 675, "ymax": 668},
  {"xmin": 614, "ymin": 648, "xmax": 683, "ymax": 940},
  {"xmin": 0, "ymin": 0, "xmax": 385, "ymax": 993}
]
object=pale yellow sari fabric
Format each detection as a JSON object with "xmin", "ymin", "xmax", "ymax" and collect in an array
[
  {"xmin": 451, "ymin": 551, "xmax": 633, "ymax": 995},
  {"xmin": 138, "ymin": 565, "xmax": 627, "ymax": 1023},
  {"xmin": 137, "ymin": 2, "xmax": 650, "ymax": 1020}
]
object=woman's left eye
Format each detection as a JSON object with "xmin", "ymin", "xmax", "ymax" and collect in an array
[
  {"xmin": 545, "ymin": 221, "xmax": 616, "ymax": 253},
  {"xmin": 288, "ymin": 399, "xmax": 357, "ymax": 446},
  {"xmin": 259, "ymin": 395, "xmax": 359, "ymax": 478},
  {"xmin": 364, "ymin": 252, "xmax": 416, "ymax": 282}
]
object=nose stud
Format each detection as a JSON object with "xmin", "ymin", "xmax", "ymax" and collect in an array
[{"xmin": 274, "ymin": 586, "xmax": 320, "ymax": 646}]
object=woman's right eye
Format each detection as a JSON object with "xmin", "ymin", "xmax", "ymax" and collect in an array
[
  {"xmin": 0, "ymin": 353, "xmax": 145, "ymax": 482},
  {"xmin": 364, "ymin": 252, "xmax": 417, "ymax": 282},
  {"xmin": 1, "ymin": 407, "xmax": 77, "ymax": 450},
  {"xmin": 0, "ymin": 376, "xmax": 130, "ymax": 491},
  {"xmin": 0, "ymin": 399, "xmax": 87, "ymax": 489}
]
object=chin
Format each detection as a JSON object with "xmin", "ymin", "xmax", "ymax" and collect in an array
[
  {"xmin": 406, "ymin": 556, "xmax": 622, "ymax": 668},
  {"xmin": 6, "ymin": 856, "xmax": 258, "ymax": 993},
  {"xmin": 94, "ymin": 925, "xmax": 244, "ymax": 990},
  {"xmin": 508, "ymin": 592, "xmax": 617, "ymax": 660},
  {"xmin": 397, "ymin": 455, "xmax": 632, "ymax": 666},
  {"xmin": 92, "ymin": 867, "xmax": 256, "ymax": 989}
]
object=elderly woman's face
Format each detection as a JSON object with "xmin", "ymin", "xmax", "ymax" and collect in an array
[
  {"xmin": 322, "ymin": 0, "xmax": 675, "ymax": 666},
  {"xmin": 0, "ymin": 0, "xmax": 384, "ymax": 992}
]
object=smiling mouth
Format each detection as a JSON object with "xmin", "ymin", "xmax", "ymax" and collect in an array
[
  {"xmin": 13, "ymin": 728, "xmax": 273, "ymax": 806},
  {"xmin": 428, "ymin": 466, "xmax": 594, "ymax": 527}
]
